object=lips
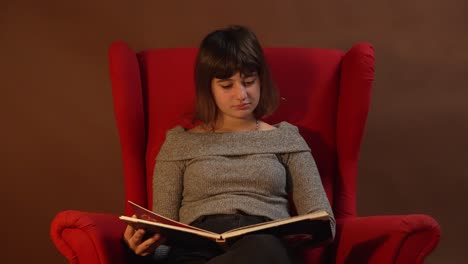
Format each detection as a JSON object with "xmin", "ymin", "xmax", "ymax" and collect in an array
[{"xmin": 233, "ymin": 103, "xmax": 250, "ymax": 110}]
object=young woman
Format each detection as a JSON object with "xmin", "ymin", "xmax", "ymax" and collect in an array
[{"xmin": 123, "ymin": 25, "xmax": 335, "ymax": 264}]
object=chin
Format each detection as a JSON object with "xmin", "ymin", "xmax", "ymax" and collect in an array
[{"xmin": 236, "ymin": 114, "xmax": 255, "ymax": 120}]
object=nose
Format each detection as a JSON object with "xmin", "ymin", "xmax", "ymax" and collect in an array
[{"xmin": 236, "ymin": 83, "xmax": 247, "ymax": 101}]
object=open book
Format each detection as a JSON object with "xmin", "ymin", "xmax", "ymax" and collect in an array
[{"xmin": 120, "ymin": 201, "xmax": 332, "ymax": 247}]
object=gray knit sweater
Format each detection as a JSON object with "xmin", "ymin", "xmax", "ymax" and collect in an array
[{"xmin": 152, "ymin": 121, "xmax": 335, "ymax": 234}]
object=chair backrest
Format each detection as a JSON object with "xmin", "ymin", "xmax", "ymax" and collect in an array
[{"xmin": 109, "ymin": 42, "xmax": 375, "ymax": 219}]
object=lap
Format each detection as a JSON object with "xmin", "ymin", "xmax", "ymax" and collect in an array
[{"xmin": 165, "ymin": 214, "xmax": 294, "ymax": 264}]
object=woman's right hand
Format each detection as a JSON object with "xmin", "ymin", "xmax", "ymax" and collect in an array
[{"xmin": 123, "ymin": 215, "xmax": 166, "ymax": 256}]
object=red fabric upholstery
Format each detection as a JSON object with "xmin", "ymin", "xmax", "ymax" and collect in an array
[
  {"xmin": 50, "ymin": 41, "xmax": 441, "ymax": 263},
  {"xmin": 333, "ymin": 214, "xmax": 441, "ymax": 263},
  {"xmin": 50, "ymin": 211, "xmax": 133, "ymax": 264}
]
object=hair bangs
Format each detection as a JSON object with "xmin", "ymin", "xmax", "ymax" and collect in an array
[{"xmin": 210, "ymin": 42, "xmax": 260, "ymax": 80}]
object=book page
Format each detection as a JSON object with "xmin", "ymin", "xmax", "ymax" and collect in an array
[
  {"xmin": 128, "ymin": 201, "xmax": 217, "ymax": 234},
  {"xmin": 119, "ymin": 216, "xmax": 222, "ymax": 243},
  {"xmin": 221, "ymin": 211, "xmax": 329, "ymax": 237}
]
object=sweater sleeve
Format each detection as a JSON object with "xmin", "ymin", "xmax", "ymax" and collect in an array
[
  {"xmin": 285, "ymin": 151, "xmax": 336, "ymax": 237},
  {"xmin": 152, "ymin": 159, "xmax": 185, "ymax": 221}
]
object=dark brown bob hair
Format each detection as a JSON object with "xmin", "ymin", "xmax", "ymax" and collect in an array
[{"xmin": 194, "ymin": 25, "xmax": 279, "ymax": 126}]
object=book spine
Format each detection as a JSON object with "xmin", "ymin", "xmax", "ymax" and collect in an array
[{"xmin": 215, "ymin": 236, "xmax": 226, "ymax": 243}]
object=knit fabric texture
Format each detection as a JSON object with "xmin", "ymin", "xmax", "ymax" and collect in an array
[{"xmin": 152, "ymin": 122, "xmax": 335, "ymax": 232}]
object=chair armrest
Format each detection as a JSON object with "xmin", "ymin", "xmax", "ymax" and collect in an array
[
  {"xmin": 50, "ymin": 210, "xmax": 144, "ymax": 264},
  {"xmin": 333, "ymin": 214, "xmax": 440, "ymax": 264}
]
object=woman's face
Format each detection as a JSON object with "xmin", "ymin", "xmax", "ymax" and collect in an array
[{"xmin": 211, "ymin": 72, "xmax": 260, "ymax": 122}]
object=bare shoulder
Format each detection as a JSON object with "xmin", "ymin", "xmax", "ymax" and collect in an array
[{"xmin": 258, "ymin": 121, "xmax": 277, "ymax": 131}]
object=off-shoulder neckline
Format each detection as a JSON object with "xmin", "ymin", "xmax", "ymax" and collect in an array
[{"xmin": 169, "ymin": 121, "xmax": 293, "ymax": 136}]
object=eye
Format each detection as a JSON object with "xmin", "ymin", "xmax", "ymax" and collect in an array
[
  {"xmin": 243, "ymin": 78, "xmax": 256, "ymax": 86},
  {"xmin": 220, "ymin": 84, "xmax": 233, "ymax": 89}
]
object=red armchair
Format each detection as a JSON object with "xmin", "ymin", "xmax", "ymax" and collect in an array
[{"xmin": 50, "ymin": 41, "xmax": 441, "ymax": 264}]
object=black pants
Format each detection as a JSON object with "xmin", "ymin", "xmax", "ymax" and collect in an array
[{"xmin": 165, "ymin": 214, "xmax": 296, "ymax": 264}]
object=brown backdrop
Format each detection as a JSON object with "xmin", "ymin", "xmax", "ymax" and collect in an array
[{"xmin": 1, "ymin": 0, "xmax": 467, "ymax": 263}]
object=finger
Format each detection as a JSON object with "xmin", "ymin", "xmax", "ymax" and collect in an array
[
  {"xmin": 134, "ymin": 229, "xmax": 146, "ymax": 243},
  {"xmin": 134, "ymin": 234, "xmax": 158, "ymax": 255},
  {"xmin": 123, "ymin": 224, "xmax": 136, "ymax": 242},
  {"xmin": 128, "ymin": 229, "xmax": 145, "ymax": 249},
  {"xmin": 146, "ymin": 234, "xmax": 167, "ymax": 254},
  {"xmin": 153, "ymin": 234, "xmax": 167, "ymax": 245},
  {"xmin": 148, "ymin": 233, "xmax": 163, "ymax": 244},
  {"xmin": 123, "ymin": 215, "xmax": 137, "ymax": 241},
  {"xmin": 135, "ymin": 234, "xmax": 166, "ymax": 256}
]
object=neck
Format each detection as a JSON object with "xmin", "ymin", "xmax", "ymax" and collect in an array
[{"xmin": 213, "ymin": 117, "xmax": 258, "ymax": 132}]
